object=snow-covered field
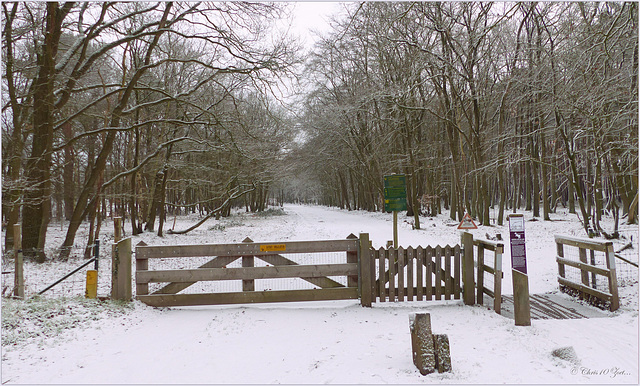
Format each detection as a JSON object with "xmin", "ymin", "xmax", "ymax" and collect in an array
[{"xmin": 2, "ymin": 204, "xmax": 638, "ymax": 384}]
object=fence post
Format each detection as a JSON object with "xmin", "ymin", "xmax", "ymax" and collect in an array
[
  {"xmin": 578, "ymin": 247, "xmax": 589, "ymax": 299},
  {"xmin": 111, "ymin": 237, "xmax": 132, "ymax": 301},
  {"xmin": 461, "ymin": 232, "xmax": 475, "ymax": 306},
  {"xmin": 476, "ymin": 244, "xmax": 484, "ymax": 305},
  {"xmin": 85, "ymin": 239, "xmax": 99, "ymax": 299},
  {"xmin": 359, "ymin": 233, "xmax": 372, "ymax": 307},
  {"xmin": 604, "ymin": 242, "xmax": 619, "ymax": 311},
  {"xmin": 494, "ymin": 243, "xmax": 503, "ymax": 314},
  {"xmin": 512, "ymin": 269, "xmax": 531, "ymax": 326},
  {"xmin": 93, "ymin": 239, "xmax": 100, "ymax": 270},
  {"xmin": 242, "ymin": 237, "xmax": 255, "ymax": 292},
  {"xmin": 13, "ymin": 224, "xmax": 24, "ymax": 299},
  {"xmin": 135, "ymin": 241, "xmax": 148, "ymax": 296},
  {"xmin": 114, "ymin": 217, "xmax": 123, "ymax": 243},
  {"xmin": 346, "ymin": 234, "xmax": 359, "ymax": 287},
  {"xmin": 556, "ymin": 239, "xmax": 565, "ymax": 292}
]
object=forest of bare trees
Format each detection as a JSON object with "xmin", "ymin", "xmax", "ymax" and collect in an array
[
  {"xmin": 2, "ymin": 2, "xmax": 300, "ymax": 261},
  {"xmin": 293, "ymin": 2, "xmax": 638, "ymax": 236},
  {"xmin": 2, "ymin": 2, "xmax": 638, "ymax": 262}
]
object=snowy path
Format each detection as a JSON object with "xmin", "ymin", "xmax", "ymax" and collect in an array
[{"xmin": 1, "ymin": 204, "xmax": 637, "ymax": 384}]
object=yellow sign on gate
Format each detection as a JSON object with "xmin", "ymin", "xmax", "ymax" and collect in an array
[{"xmin": 259, "ymin": 244, "xmax": 286, "ymax": 252}]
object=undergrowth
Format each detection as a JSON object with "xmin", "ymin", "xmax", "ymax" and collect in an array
[
  {"xmin": 1, "ymin": 296, "xmax": 133, "ymax": 348},
  {"xmin": 254, "ymin": 207, "xmax": 286, "ymax": 217}
]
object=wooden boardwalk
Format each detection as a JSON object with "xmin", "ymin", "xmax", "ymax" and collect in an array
[{"xmin": 483, "ymin": 293, "xmax": 607, "ymax": 320}]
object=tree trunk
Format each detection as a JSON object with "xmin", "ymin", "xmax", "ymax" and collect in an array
[
  {"xmin": 23, "ymin": 2, "xmax": 66, "ymax": 263},
  {"xmin": 62, "ymin": 121, "xmax": 75, "ymax": 221}
]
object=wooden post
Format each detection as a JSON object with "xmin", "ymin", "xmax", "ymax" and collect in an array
[
  {"xmin": 410, "ymin": 313, "xmax": 436, "ymax": 375},
  {"xmin": 556, "ymin": 240, "xmax": 565, "ymax": 291},
  {"xmin": 111, "ymin": 237, "xmax": 132, "ymax": 300},
  {"xmin": 476, "ymin": 244, "xmax": 484, "ymax": 305},
  {"xmin": 389, "ymin": 246, "xmax": 396, "ymax": 302},
  {"xmin": 242, "ymin": 237, "xmax": 255, "ymax": 292},
  {"xmin": 512, "ymin": 269, "xmax": 531, "ymax": 326},
  {"xmin": 359, "ymin": 233, "xmax": 372, "ymax": 307},
  {"xmin": 13, "ymin": 224, "xmax": 24, "ymax": 299},
  {"xmin": 378, "ymin": 248, "xmax": 386, "ymax": 302},
  {"xmin": 578, "ymin": 247, "xmax": 589, "ymax": 298},
  {"xmin": 589, "ymin": 249, "xmax": 597, "ymax": 289},
  {"xmin": 406, "ymin": 247, "xmax": 414, "ymax": 301},
  {"xmin": 113, "ymin": 217, "xmax": 123, "ymax": 243},
  {"xmin": 393, "ymin": 211, "xmax": 398, "ymax": 248},
  {"xmin": 397, "ymin": 247, "xmax": 405, "ymax": 301},
  {"xmin": 346, "ymin": 234, "xmax": 359, "ymax": 288},
  {"xmin": 435, "ymin": 246, "xmax": 442, "ymax": 300},
  {"xmin": 461, "ymin": 232, "xmax": 475, "ymax": 305},
  {"xmin": 604, "ymin": 242, "xmax": 619, "ymax": 311},
  {"xmin": 135, "ymin": 241, "xmax": 148, "ymax": 296},
  {"xmin": 494, "ymin": 244, "xmax": 503, "ymax": 314}
]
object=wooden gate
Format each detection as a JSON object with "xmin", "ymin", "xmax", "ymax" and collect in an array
[
  {"xmin": 371, "ymin": 244, "xmax": 462, "ymax": 303},
  {"xmin": 135, "ymin": 237, "xmax": 361, "ymax": 307},
  {"xmin": 358, "ymin": 232, "xmax": 476, "ymax": 307}
]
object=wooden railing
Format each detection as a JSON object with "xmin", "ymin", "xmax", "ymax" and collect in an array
[
  {"xmin": 474, "ymin": 238, "xmax": 504, "ymax": 314},
  {"xmin": 555, "ymin": 235, "xmax": 619, "ymax": 311}
]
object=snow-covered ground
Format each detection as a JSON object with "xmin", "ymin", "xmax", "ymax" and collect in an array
[{"xmin": 2, "ymin": 204, "xmax": 638, "ymax": 384}]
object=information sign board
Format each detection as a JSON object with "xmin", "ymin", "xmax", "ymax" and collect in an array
[
  {"xmin": 383, "ymin": 174, "xmax": 407, "ymax": 212},
  {"xmin": 508, "ymin": 214, "xmax": 527, "ymax": 274}
]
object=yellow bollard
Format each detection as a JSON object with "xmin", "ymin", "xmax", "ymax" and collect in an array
[{"xmin": 85, "ymin": 270, "xmax": 98, "ymax": 299}]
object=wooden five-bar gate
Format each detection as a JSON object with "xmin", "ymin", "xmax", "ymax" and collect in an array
[{"xmin": 114, "ymin": 233, "xmax": 480, "ymax": 308}]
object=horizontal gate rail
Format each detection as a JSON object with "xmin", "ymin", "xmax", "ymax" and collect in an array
[
  {"xmin": 136, "ymin": 239, "xmax": 357, "ymax": 259},
  {"xmin": 138, "ymin": 288, "xmax": 359, "ymax": 307},
  {"xmin": 137, "ymin": 263, "xmax": 359, "ymax": 283},
  {"xmin": 555, "ymin": 235, "xmax": 619, "ymax": 311}
]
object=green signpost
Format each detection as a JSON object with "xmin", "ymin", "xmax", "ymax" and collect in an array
[{"xmin": 383, "ymin": 174, "xmax": 407, "ymax": 248}]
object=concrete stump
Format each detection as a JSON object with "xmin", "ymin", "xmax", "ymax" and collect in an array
[
  {"xmin": 410, "ymin": 313, "xmax": 436, "ymax": 375},
  {"xmin": 410, "ymin": 313, "xmax": 452, "ymax": 375},
  {"xmin": 433, "ymin": 334, "xmax": 452, "ymax": 373}
]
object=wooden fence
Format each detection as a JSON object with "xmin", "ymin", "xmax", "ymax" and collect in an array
[
  {"xmin": 134, "ymin": 236, "xmax": 362, "ymax": 307},
  {"xmin": 475, "ymin": 239, "xmax": 504, "ymax": 314},
  {"xmin": 112, "ymin": 232, "xmax": 478, "ymax": 308},
  {"xmin": 555, "ymin": 235, "xmax": 619, "ymax": 311}
]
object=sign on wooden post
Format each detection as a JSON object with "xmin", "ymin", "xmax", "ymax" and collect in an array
[
  {"xmin": 457, "ymin": 213, "xmax": 478, "ymax": 230},
  {"xmin": 508, "ymin": 214, "xmax": 527, "ymax": 274},
  {"xmin": 383, "ymin": 174, "xmax": 407, "ymax": 212},
  {"xmin": 508, "ymin": 214, "xmax": 531, "ymax": 326}
]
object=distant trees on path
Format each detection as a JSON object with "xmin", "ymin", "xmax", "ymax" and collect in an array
[{"xmin": 292, "ymin": 2, "xmax": 637, "ymax": 237}]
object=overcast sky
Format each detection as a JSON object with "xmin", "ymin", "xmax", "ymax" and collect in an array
[{"xmin": 288, "ymin": 1, "xmax": 342, "ymax": 47}]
